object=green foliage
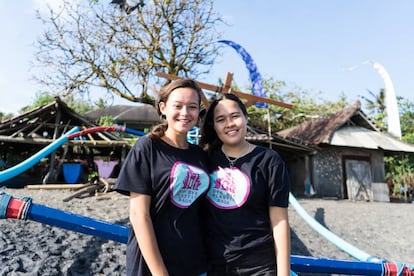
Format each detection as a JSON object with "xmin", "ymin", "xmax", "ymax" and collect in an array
[
  {"xmin": 67, "ymin": 99, "xmax": 94, "ymax": 114},
  {"xmin": 386, "ymin": 96, "xmax": 414, "ymax": 196},
  {"xmin": 88, "ymin": 170, "xmax": 99, "ymax": 183},
  {"xmin": 385, "ymin": 156, "xmax": 414, "ymax": 196},
  {"xmin": 399, "ymin": 97, "xmax": 414, "ymax": 144},
  {"xmin": 0, "ymin": 112, "xmax": 16, "ymax": 121},
  {"xmin": 246, "ymin": 78, "xmax": 349, "ymax": 133},
  {"xmin": 95, "ymin": 98, "xmax": 106, "ymax": 109},
  {"xmin": 18, "ymin": 92, "xmax": 94, "ymax": 115},
  {"xmin": 19, "ymin": 92, "xmax": 55, "ymax": 113},
  {"xmin": 361, "ymin": 89, "xmax": 386, "ymax": 114},
  {"xmin": 362, "ymin": 91, "xmax": 414, "ymax": 198},
  {"xmin": 98, "ymin": 116, "xmax": 115, "ymax": 126},
  {"xmin": 360, "ymin": 89, "xmax": 387, "ymax": 130}
]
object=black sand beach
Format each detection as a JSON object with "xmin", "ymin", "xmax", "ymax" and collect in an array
[{"xmin": 1, "ymin": 188, "xmax": 413, "ymax": 275}]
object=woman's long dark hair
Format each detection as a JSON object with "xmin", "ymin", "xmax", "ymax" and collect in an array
[
  {"xmin": 199, "ymin": 93, "xmax": 247, "ymax": 156},
  {"xmin": 148, "ymin": 78, "xmax": 203, "ymax": 139}
]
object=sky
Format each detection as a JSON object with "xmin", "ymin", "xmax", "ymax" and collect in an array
[{"xmin": 1, "ymin": 1, "xmax": 414, "ymax": 114}]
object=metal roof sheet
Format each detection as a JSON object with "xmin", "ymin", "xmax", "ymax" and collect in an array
[{"xmin": 331, "ymin": 126, "xmax": 414, "ymax": 153}]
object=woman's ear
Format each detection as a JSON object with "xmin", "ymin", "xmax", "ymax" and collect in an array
[{"xmin": 159, "ymin": 101, "xmax": 166, "ymax": 116}]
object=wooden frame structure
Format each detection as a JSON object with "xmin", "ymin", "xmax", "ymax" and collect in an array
[{"xmin": 156, "ymin": 72, "xmax": 292, "ymax": 109}]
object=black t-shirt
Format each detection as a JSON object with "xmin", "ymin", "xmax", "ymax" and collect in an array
[
  {"xmin": 203, "ymin": 145, "xmax": 290, "ymax": 266},
  {"xmin": 114, "ymin": 136, "xmax": 209, "ymax": 276}
]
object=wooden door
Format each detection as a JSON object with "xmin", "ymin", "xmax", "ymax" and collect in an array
[{"xmin": 345, "ymin": 159, "xmax": 373, "ymax": 201}]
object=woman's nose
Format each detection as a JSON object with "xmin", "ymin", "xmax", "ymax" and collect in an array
[
  {"xmin": 225, "ymin": 117, "xmax": 235, "ymax": 127},
  {"xmin": 180, "ymin": 106, "xmax": 189, "ymax": 115}
]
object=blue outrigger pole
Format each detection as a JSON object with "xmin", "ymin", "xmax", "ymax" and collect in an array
[{"xmin": 1, "ymin": 126, "xmax": 413, "ymax": 275}]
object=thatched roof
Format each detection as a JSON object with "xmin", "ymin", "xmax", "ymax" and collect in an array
[{"xmin": 0, "ymin": 97, "xmax": 129, "ymax": 148}]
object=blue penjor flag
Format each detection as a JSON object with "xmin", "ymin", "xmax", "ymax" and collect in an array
[{"xmin": 218, "ymin": 40, "xmax": 268, "ymax": 108}]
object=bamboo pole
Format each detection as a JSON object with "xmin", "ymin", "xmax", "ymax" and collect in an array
[{"xmin": 25, "ymin": 183, "xmax": 92, "ymax": 190}]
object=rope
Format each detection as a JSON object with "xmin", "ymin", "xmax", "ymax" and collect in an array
[
  {"xmin": 19, "ymin": 196, "xmax": 32, "ymax": 220},
  {"xmin": 383, "ymin": 262, "xmax": 414, "ymax": 276},
  {"xmin": 0, "ymin": 190, "xmax": 32, "ymax": 220}
]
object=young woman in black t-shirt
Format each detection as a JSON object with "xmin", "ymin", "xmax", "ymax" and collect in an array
[
  {"xmin": 200, "ymin": 93, "xmax": 291, "ymax": 276},
  {"xmin": 115, "ymin": 79, "xmax": 209, "ymax": 276}
]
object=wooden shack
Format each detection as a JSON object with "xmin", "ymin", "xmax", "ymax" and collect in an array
[
  {"xmin": 0, "ymin": 97, "xmax": 131, "ymax": 187},
  {"xmin": 278, "ymin": 101, "xmax": 414, "ymax": 201}
]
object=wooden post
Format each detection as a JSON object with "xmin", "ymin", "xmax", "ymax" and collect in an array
[
  {"xmin": 223, "ymin": 72, "xmax": 233, "ymax": 93},
  {"xmin": 267, "ymin": 107, "xmax": 272, "ymax": 148}
]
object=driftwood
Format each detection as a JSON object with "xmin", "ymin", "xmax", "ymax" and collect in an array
[
  {"xmin": 62, "ymin": 183, "xmax": 98, "ymax": 202},
  {"xmin": 62, "ymin": 178, "xmax": 117, "ymax": 202},
  {"xmin": 25, "ymin": 183, "xmax": 91, "ymax": 190},
  {"xmin": 23, "ymin": 178, "xmax": 117, "ymax": 202}
]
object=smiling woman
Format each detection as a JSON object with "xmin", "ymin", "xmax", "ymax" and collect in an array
[
  {"xmin": 199, "ymin": 93, "xmax": 291, "ymax": 276},
  {"xmin": 113, "ymin": 78, "xmax": 210, "ymax": 276}
]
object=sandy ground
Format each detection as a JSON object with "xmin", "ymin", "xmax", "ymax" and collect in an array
[{"xmin": 0, "ymin": 187, "xmax": 413, "ymax": 275}]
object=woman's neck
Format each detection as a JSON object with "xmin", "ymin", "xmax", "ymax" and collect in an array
[
  {"xmin": 221, "ymin": 141, "xmax": 251, "ymax": 158},
  {"xmin": 162, "ymin": 132, "xmax": 189, "ymax": 149}
]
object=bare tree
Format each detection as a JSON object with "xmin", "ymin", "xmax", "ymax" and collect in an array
[{"xmin": 32, "ymin": 0, "xmax": 223, "ymax": 105}]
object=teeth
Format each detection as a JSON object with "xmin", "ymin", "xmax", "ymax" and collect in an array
[{"xmin": 227, "ymin": 129, "xmax": 237, "ymax": 135}]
